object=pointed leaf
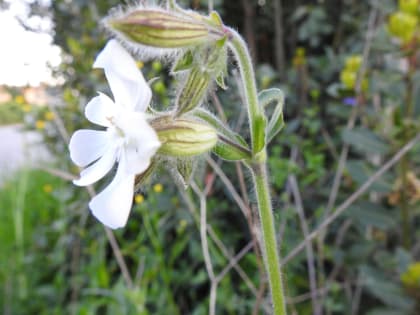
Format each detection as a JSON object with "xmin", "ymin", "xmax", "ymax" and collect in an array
[
  {"xmin": 213, "ymin": 138, "xmax": 251, "ymax": 161},
  {"xmin": 342, "ymin": 127, "xmax": 390, "ymax": 155},
  {"xmin": 172, "ymin": 51, "xmax": 194, "ymax": 73},
  {"xmin": 194, "ymin": 108, "xmax": 249, "ymax": 148},
  {"xmin": 259, "ymin": 88, "xmax": 285, "ymax": 144},
  {"xmin": 176, "ymin": 159, "xmax": 194, "ymax": 187},
  {"xmin": 253, "ymin": 114, "xmax": 267, "ymax": 154},
  {"xmin": 209, "ymin": 11, "xmax": 223, "ymax": 27},
  {"xmin": 215, "ymin": 72, "xmax": 227, "ymax": 90}
]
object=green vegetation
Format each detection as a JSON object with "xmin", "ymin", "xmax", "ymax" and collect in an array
[
  {"xmin": 1, "ymin": 0, "xmax": 420, "ymax": 314},
  {"xmin": 0, "ymin": 101, "xmax": 24, "ymax": 125}
]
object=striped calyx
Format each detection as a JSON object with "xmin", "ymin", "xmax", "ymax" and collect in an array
[
  {"xmin": 152, "ymin": 117, "xmax": 217, "ymax": 157},
  {"xmin": 109, "ymin": 9, "xmax": 223, "ymax": 49}
]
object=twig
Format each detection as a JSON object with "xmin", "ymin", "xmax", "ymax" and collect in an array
[
  {"xmin": 351, "ymin": 272, "xmax": 363, "ymax": 315},
  {"xmin": 283, "ymin": 133, "xmax": 420, "ymax": 265},
  {"xmin": 289, "ymin": 171, "xmax": 320, "ymax": 314},
  {"xmin": 191, "ymin": 181, "xmax": 217, "ymax": 315},
  {"xmin": 177, "ymin": 184, "xmax": 259, "ymax": 294},
  {"xmin": 104, "ymin": 228, "xmax": 133, "ymax": 288},
  {"xmin": 206, "ymin": 157, "xmax": 249, "ymax": 217},
  {"xmin": 215, "ymin": 241, "xmax": 254, "ymax": 282}
]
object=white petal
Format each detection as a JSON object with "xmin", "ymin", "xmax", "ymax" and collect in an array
[
  {"xmin": 93, "ymin": 39, "xmax": 152, "ymax": 111},
  {"xmin": 117, "ymin": 111, "xmax": 161, "ymax": 175},
  {"xmin": 85, "ymin": 93, "xmax": 120, "ymax": 127},
  {"xmin": 69, "ymin": 129, "xmax": 111, "ymax": 167},
  {"xmin": 73, "ymin": 146, "xmax": 117, "ymax": 186},
  {"xmin": 89, "ymin": 156, "xmax": 135, "ymax": 229}
]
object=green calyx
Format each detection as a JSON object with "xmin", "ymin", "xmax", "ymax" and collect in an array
[
  {"xmin": 109, "ymin": 9, "xmax": 223, "ymax": 49},
  {"xmin": 152, "ymin": 117, "xmax": 218, "ymax": 157}
]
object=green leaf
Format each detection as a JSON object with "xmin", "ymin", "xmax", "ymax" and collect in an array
[
  {"xmin": 367, "ymin": 308, "xmax": 411, "ymax": 315},
  {"xmin": 213, "ymin": 141, "xmax": 251, "ymax": 161},
  {"xmin": 258, "ymin": 88, "xmax": 285, "ymax": 144},
  {"xmin": 346, "ymin": 201, "xmax": 396, "ymax": 230},
  {"xmin": 194, "ymin": 108, "xmax": 248, "ymax": 147},
  {"xmin": 215, "ymin": 72, "xmax": 227, "ymax": 90},
  {"xmin": 253, "ymin": 114, "xmax": 267, "ymax": 154},
  {"xmin": 176, "ymin": 159, "xmax": 194, "ymax": 187},
  {"xmin": 342, "ymin": 127, "xmax": 390, "ymax": 155},
  {"xmin": 360, "ymin": 265, "xmax": 415, "ymax": 310},
  {"xmin": 171, "ymin": 51, "xmax": 194, "ymax": 73},
  {"xmin": 209, "ymin": 11, "xmax": 223, "ymax": 27},
  {"xmin": 346, "ymin": 159, "xmax": 393, "ymax": 193},
  {"xmin": 193, "ymin": 109, "xmax": 251, "ymax": 160}
]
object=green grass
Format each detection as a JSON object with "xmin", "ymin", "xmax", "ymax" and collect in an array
[
  {"xmin": 0, "ymin": 168, "xmax": 67, "ymax": 312},
  {"xmin": 0, "ymin": 102, "xmax": 24, "ymax": 125}
]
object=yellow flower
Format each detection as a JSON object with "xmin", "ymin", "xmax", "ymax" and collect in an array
[
  {"xmin": 15, "ymin": 95, "xmax": 25, "ymax": 105},
  {"xmin": 153, "ymin": 183, "xmax": 163, "ymax": 193},
  {"xmin": 35, "ymin": 120, "xmax": 46, "ymax": 130},
  {"xmin": 43, "ymin": 184, "xmax": 53, "ymax": 193},
  {"xmin": 22, "ymin": 104, "xmax": 31, "ymax": 112},
  {"xmin": 340, "ymin": 70, "xmax": 356, "ymax": 90},
  {"xmin": 388, "ymin": 11, "xmax": 418, "ymax": 43},
  {"xmin": 399, "ymin": 0, "xmax": 419, "ymax": 15},
  {"xmin": 345, "ymin": 55, "xmax": 362, "ymax": 72},
  {"xmin": 292, "ymin": 47, "xmax": 306, "ymax": 67},
  {"xmin": 401, "ymin": 262, "xmax": 420, "ymax": 288},
  {"xmin": 44, "ymin": 111, "xmax": 55, "ymax": 121},
  {"xmin": 134, "ymin": 194, "xmax": 145, "ymax": 204},
  {"xmin": 136, "ymin": 61, "xmax": 144, "ymax": 69}
]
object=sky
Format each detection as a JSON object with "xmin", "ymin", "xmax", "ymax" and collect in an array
[{"xmin": 0, "ymin": 0, "xmax": 61, "ymax": 86}]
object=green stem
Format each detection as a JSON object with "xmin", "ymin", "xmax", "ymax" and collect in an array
[
  {"xmin": 252, "ymin": 162, "xmax": 287, "ymax": 315},
  {"xmin": 227, "ymin": 28, "xmax": 287, "ymax": 315},
  {"xmin": 227, "ymin": 27, "xmax": 264, "ymax": 155}
]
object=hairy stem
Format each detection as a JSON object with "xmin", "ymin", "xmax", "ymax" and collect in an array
[
  {"xmin": 227, "ymin": 26, "xmax": 287, "ymax": 315},
  {"xmin": 251, "ymin": 162, "xmax": 287, "ymax": 315}
]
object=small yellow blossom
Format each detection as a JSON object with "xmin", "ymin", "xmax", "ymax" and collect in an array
[
  {"xmin": 345, "ymin": 55, "xmax": 362, "ymax": 72},
  {"xmin": 134, "ymin": 194, "xmax": 145, "ymax": 204},
  {"xmin": 399, "ymin": 0, "xmax": 419, "ymax": 15},
  {"xmin": 44, "ymin": 111, "xmax": 55, "ymax": 121},
  {"xmin": 401, "ymin": 262, "xmax": 420, "ymax": 288},
  {"xmin": 292, "ymin": 47, "xmax": 306, "ymax": 67},
  {"xmin": 388, "ymin": 11, "xmax": 418, "ymax": 43},
  {"xmin": 136, "ymin": 61, "xmax": 144, "ymax": 69},
  {"xmin": 22, "ymin": 104, "xmax": 31, "ymax": 112},
  {"xmin": 43, "ymin": 184, "xmax": 53, "ymax": 193},
  {"xmin": 153, "ymin": 183, "xmax": 163, "ymax": 193},
  {"xmin": 15, "ymin": 95, "xmax": 25, "ymax": 104},
  {"xmin": 35, "ymin": 120, "xmax": 46, "ymax": 130}
]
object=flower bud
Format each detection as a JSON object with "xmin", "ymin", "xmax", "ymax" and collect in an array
[
  {"xmin": 152, "ymin": 118, "xmax": 217, "ymax": 157},
  {"xmin": 176, "ymin": 68, "xmax": 211, "ymax": 116},
  {"xmin": 108, "ymin": 9, "xmax": 223, "ymax": 49}
]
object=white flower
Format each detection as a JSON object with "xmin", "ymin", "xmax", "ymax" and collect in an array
[{"xmin": 69, "ymin": 39, "xmax": 161, "ymax": 229}]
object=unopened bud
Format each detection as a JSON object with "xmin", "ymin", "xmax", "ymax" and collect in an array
[
  {"xmin": 152, "ymin": 118, "xmax": 217, "ymax": 157},
  {"xmin": 176, "ymin": 68, "xmax": 211, "ymax": 116},
  {"xmin": 108, "ymin": 9, "xmax": 224, "ymax": 49}
]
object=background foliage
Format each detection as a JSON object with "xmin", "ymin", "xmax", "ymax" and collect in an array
[{"xmin": 1, "ymin": 0, "xmax": 420, "ymax": 314}]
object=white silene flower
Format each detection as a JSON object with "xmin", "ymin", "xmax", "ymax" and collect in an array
[{"xmin": 69, "ymin": 39, "xmax": 161, "ymax": 229}]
